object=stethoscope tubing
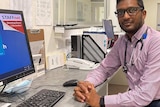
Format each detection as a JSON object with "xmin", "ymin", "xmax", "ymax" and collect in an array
[{"xmin": 123, "ymin": 28, "xmax": 148, "ymax": 73}]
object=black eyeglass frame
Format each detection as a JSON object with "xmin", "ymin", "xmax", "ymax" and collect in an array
[{"xmin": 115, "ymin": 7, "xmax": 144, "ymax": 17}]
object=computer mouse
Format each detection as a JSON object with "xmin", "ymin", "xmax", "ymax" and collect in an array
[{"xmin": 63, "ymin": 79, "xmax": 79, "ymax": 87}]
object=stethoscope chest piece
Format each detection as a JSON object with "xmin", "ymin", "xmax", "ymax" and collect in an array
[{"xmin": 123, "ymin": 65, "xmax": 128, "ymax": 73}]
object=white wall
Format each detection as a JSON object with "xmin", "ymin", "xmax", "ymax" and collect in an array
[
  {"xmin": 144, "ymin": 0, "xmax": 160, "ymax": 30},
  {"xmin": 0, "ymin": 1, "xmax": 10, "ymax": 9},
  {"xmin": 107, "ymin": 0, "xmax": 121, "ymax": 32}
]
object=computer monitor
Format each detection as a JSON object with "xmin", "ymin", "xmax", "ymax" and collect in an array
[
  {"xmin": 0, "ymin": 9, "xmax": 35, "ymax": 85},
  {"xmin": 103, "ymin": 19, "xmax": 114, "ymax": 39}
]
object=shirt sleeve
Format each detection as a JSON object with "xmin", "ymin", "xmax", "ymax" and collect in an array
[{"xmin": 85, "ymin": 37, "xmax": 122, "ymax": 87}]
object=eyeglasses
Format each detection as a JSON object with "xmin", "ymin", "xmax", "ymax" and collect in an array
[{"xmin": 115, "ymin": 7, "xmax": 143, "ymax": 17}]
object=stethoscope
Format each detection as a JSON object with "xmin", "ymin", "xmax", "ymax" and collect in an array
[{"xmin": 123, "ymin": 28, "xmax": 148, "ymax": 73}]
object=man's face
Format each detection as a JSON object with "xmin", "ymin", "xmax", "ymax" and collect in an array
[{"xmin": 116, "ymin": 0, "xmax": 146, "ymax": 34}]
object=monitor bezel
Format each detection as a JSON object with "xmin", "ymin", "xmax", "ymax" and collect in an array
[{"xmin": 0, "ymin": 9, "xmax": 35, "ymax": 85}]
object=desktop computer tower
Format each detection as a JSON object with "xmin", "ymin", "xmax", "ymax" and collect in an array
[{"xmin": 71, "ymin": 35, "xmax": 82, "ymax": 58}]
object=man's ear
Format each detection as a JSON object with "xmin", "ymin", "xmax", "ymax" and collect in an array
[{"xmin": 142, "ymin": 10, "xmax": 147, "ymax": 19}]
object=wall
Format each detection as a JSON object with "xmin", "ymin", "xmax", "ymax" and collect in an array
[
  {"xmin": 144, "ymin": 0, "xmax": 160, "ymax": 29},
  {"xmin": 0, "ymin": 0, "xmax": 58, "ymax": 69},
  {"xmin": 107, "ymin": 0, "xmax": 121, "ymax": 32},
  {"xmin": 0, "ymin": 1, "xmax": 9, "ymax": 9}
]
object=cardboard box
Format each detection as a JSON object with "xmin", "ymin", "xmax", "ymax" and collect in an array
[{"xmin": 27, "ymin": 29, "xmax": 46, "ymax": 79}]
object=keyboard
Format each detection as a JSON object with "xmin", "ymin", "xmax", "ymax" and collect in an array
[{"xmin": 17, "ymin": 89, "xmax": 65, "ymax": 107}]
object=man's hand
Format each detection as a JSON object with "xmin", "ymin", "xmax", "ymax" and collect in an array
[
  {"xmin": 85, "ymin": 88, "xmax": 101, "ymax": 107},
  {"xmin": 73, "ymin": 81, "xmax": 101, "ymax": 107},
  {"xmin": 73, "ymin": 81, "xmax": 94, "ymax": 102}
]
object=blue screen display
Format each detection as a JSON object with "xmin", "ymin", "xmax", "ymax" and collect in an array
[
  {"xmin": 0, "ymin": 32, "xmax": 4, "ymax": 55},
  {"xmin": 0, "ymin": 10, "xmax": 34, "ymax": 82}
]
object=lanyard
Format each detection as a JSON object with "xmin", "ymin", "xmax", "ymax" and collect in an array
[{"xmin": 123, "ymin": 28, "xmax": 148, "ymax": 73}]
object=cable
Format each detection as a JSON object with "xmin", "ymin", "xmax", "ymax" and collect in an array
[
  {"xmin": 0, "ymin": 84, "xmax": 6, "ymax": 94},
  {"xmin": 107, "ymin": 39, "xmax": 112, "ymax": 48},
  {"xmin": 66, "ymin": 52, "xmax": 72, "ymax": 59}
]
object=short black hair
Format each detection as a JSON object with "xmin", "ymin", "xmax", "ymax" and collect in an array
[{"xmin": 116, "ymin": 0, "xmax": 144, "ymax": 9}]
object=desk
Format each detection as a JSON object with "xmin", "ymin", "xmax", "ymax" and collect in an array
[{"xmin": 3, "ymin": 67, "xmax": 111, "ymax": 107}]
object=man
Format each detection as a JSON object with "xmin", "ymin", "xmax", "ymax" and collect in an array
[{"xmin": 73, "ymin": 0, "xmax": 160, "ymax": 107}]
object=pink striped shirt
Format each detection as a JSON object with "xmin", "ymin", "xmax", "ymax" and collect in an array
[{"xmin": 85, "ymin": 24, "xmax": 160, "ymax": 107}]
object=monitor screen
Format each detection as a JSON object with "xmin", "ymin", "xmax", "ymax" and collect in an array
[
  {"xmin": 103, "ymin": 19, "xmax": 114, "ymax": 39},
  {"xmin": 0, "ymin": 9, "xmax": 35, "ymax": 85}
]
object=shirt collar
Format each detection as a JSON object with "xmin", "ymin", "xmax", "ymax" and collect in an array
[
  {"xmin": 124, "ymin": 24, "xmax": 148, "ymax": 42},
  {"xmin": 133, "ymin": 24, "xmax": 148, "ymax": 40}
]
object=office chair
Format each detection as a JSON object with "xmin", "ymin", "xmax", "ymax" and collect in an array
[{"xmin": 146, "ymin": 99, "xmax": 160, "ymax": 107}]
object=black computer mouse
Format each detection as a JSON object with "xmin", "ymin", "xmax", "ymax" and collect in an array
[{"xmin": 63, "ymin": 79, "xmax": 78, "ymax": 87}]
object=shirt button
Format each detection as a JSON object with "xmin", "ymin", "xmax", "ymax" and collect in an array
[
  {"xmin": 131, "ymin": 45, "xmax": 133, "ymax": 47},
  {"xmin": 135, "ymin": 85, "xmax": 138, "ymax": 89}
]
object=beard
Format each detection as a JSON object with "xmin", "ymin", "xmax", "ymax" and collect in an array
[{"xmin": 119, "ymin": 20, "xmax": 144, "ymax": 35}]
